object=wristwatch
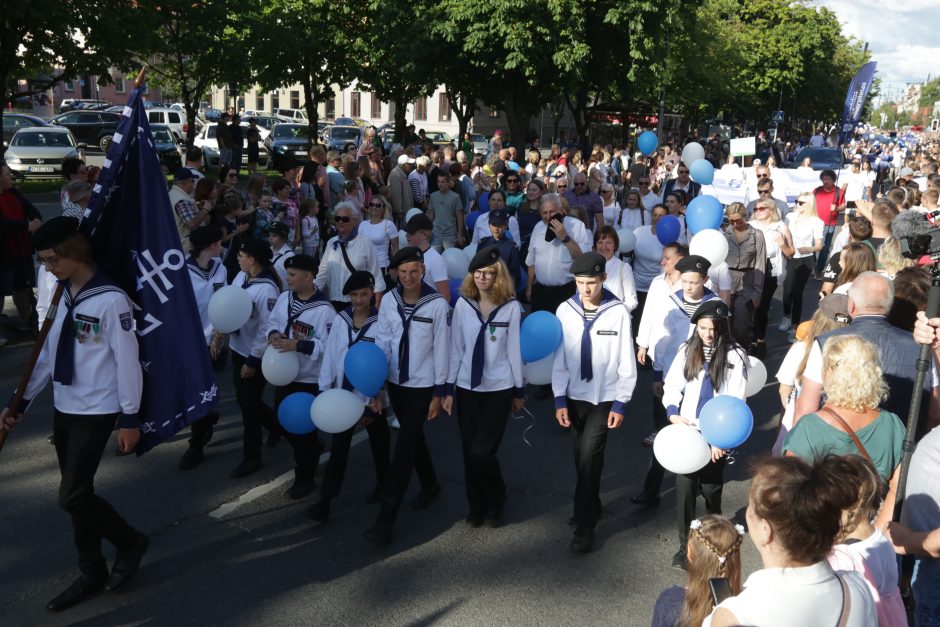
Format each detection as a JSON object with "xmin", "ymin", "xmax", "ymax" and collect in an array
[{"xmin": 562, "ymin": 235, "xmax": 571, "ymax": 244}]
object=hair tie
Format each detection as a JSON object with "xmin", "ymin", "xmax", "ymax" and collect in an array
[
  {"xmin": 718, "ymin": 556, "xmax": 726, "ymax": 564},
  {"xmin": 690, "ymin": 519, "xmax": 703, "ymax": 530},
  {"xmin": 735, "ymin": 524, "xmax": 746, "ymax": 536}
]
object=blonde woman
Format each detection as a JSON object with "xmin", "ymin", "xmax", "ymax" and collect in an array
[
  {"xmin": 750, "ymin": 198, "xmax": 793, "ymax": 353},
  {"xmin": 780, "ymin": 193, "xmax": 823, "ymax": 331},
  {"xmin": 877, "ymin": 236, "xmax": 915, "ymax": 279}
]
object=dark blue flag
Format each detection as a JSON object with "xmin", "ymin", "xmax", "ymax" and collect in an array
[
  {"xmin": 839, "ymin": 61, "xmax": 877, "ymax": 145},
  {"xmin": 80, "ymin": 87, "xmax": 219, "ymax": 454}
]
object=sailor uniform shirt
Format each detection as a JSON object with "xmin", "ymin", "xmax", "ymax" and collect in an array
[
  {"xmin": 315, "ymin": 234, "xmax": 386, "ymax": 302},
  {"xmin": 229, "ymin": 270, "xmax": 281, "ymax": 368},
  {"xmin": 271, "ymin": 243, "xmax": 296, "ymax": 286},
  {"xmin": 265, "ymin": 289, "xmax": 336, "ymax": 384},
  {"xmin": 446, "ymin": 297, "xmax": 524, "ymax": 396},
  {"xmin": 318, "ymin": 307, "xmax": 379, "ymax": 396},
  {"xmin": 551, "ymin": 290, "xmax": 637, "ymax": 414},
  {"xmin": 662, "ymin": 343, "xmax": 748, "ymax": 428},
  {"xmin": 21, "ymin": 274, "xmax": 142, "ymax": 429},
  {"xmin": 186, "ymin": 256, "xmax": 228, "ymax": 344},
  {"xmin": 375, "ymin": 284, "xmax": 451, "ymax": 393}
]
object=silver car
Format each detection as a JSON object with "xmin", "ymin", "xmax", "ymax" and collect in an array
[{"xmin": 4, "ymin": 126, "xmax": 84, "ymax": 179}]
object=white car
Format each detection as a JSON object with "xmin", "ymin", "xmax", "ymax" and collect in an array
[
  {"xmin": 4, "ymin": 126, "xmax": 84, "ymax": 179},
  {"xmin": 145, "ymin": 107, "xmax": 189, "ymax": 138},
  {"xmin": 194, "ymin": 122, "xmax": 270, "ymax": 168}
]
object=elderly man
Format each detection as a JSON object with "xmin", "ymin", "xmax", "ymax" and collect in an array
[
  {"xmin": 745, "ymin": 177, "xmax": 788, "ymax": 218},
  {"xmin": 409, "ymin": 155, "xmax": 431, "ymax": 209},
  {"xmin": 525, "ymin": 192, "xmax": 591, "ymax": 313},
  {"xmin": 169, "ymin": 168, "xmax": 208, "ymax": 252},
  {"xmin": 315, "ymin": 202, "xmax": 386, "ymax": 311},
  {"xmin": 389, "ymin": 154, "xmax": 415, "ymax": 224},
  {"xmin": 795, "ymin": 272, "xmax": 939, "ymax": 439},
  {"xmin": 562, "ymin": 173, "xmax": 604, "ymax": 230},
  {"xmin": 661, "ymin": 161, "xmax": 702, "ymax": 201}
]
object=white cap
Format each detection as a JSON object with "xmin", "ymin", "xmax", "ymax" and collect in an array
[{"xmin": 397, "ymin": 155, "xmax": 416, "ymax": 165}]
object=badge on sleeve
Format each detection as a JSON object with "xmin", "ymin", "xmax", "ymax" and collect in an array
[
  {"xmin": 267, "ymin": 298, "xmax": 277, "ymax": 312},
  {"xmin": 120, "ymin": 311, "xmax": 133, "ymax": 332}
]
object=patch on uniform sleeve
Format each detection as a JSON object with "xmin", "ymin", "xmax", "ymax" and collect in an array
[
  {"xmin": 267, "ymin": 298, "xmax": 277, "ymax": 312},
  {"xmin": 120, "ymin": 311, "xmax": 133, "ymax": 331},
  {"xmin": 446, "ymin": 311, "xmax": 453, "ymax": 326}
]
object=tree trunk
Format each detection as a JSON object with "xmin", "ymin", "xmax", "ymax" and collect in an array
[
  {"xmin": 448, "ymin": 92, "xmax": 475, "ymax": 149},
  {"xmin": 302, "ymin": 74, "xmax": 320, "ymax": 146},
  {"xmin": 503, "ymin": 85, "xmax": 530, "ymax": 161},
  {"xmin": 0, "ymin": 76, "xmax": 8, "ymax": 156},
  {"xmin": 392, "ymin": 98, "xmax": 408, "ymax": 146}
]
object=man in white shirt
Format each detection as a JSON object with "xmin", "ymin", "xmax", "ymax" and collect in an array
[{"xmin": 745, "ymin": 178, "xmax": 788, "ymax": 218}]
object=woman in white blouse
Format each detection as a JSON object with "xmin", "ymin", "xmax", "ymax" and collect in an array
[
  {"xmin": 749, "ymin": 198, "xmax": 793, "ymax": 354},
  {"xmin": 779, "ymin": 193, "xmax": 823, "ymax": 332}
]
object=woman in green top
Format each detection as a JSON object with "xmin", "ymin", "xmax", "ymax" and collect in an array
[
  {"xmin": 462, "ymin": 132, "xmax": 474, "ymax": 157},
  {"xmin": 784, "ymin": 334, "xmax": 903, "ymax": 527}
]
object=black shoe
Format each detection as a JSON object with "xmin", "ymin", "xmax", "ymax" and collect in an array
[
  {"xmin": 286, "ymin": 479, "xmax": 316, "ymax": 500},
  {"xmin": 629, "ymin": 492, "xmax": 661, "ymax": 507},
  {"xmin": 465, "ymin": 512, "xmax": 485, "ymax": 528},
  {"xmin": 363, "ymin": 522, "xmax": 393, "ymax": 546},
  {"xmin": 177, "ymin": 446, "xmax": 205, "ymax": 471},
  {"xmin": 266, "ymin": 429, "xmax": 282, "ymax": 448},
  {"xmin": 671, "ymin": 548, "xmax": 689, "ymax": 571},
  {"xmin": 570, "ymin": 526, "xmax": 595, "ymax": 553},
  {"xmin": 304, "ymin": 500, "xmax": 330, "ymax": 526},
  {"xmin": 411, "ymin": 483, "xmax": 442, "ymax": 510},
  {"xmin": 365, "ymin": 483, "xmax": 384, "ymax": 504},
  {"xmin": 105, "ymin": 533, "xmax": 149, "ymax": 591},
  {"xmin": 484, "ymin": 510, "xmax": 504, "ymax": 528},
  {"xmin": 230, "ymin": 458, "xmax": 261, "ymax": 479},
  {"xmin": 46, "ymin": 574, "xmax": 105, "ymax": 612}
]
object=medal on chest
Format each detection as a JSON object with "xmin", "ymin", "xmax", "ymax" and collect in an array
[
  {"xmin": 291, "ymin": 321, "xmax": 312, "ymax": 339},
  {"xmin": 489, "ymin": 323, "xmax": 497, "ymax": 341}
]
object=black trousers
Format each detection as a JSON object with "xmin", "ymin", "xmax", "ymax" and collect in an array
[
  {"xmin": 568, "ymin": 399, "xmax": 612, "ymax": 529},
  {"xmin": 753, "ymin": 262, "xmax": 778, "ymax": 341},
  {"xmin": 676, "ymin": 456, "xmax": 726, "ymax": 548},
  {"xmin": 231, "ymin": 351, "xmax": 276, "ymax": 461},
  {"xmin": 53, "ymin": 411, "xmax": 139, "ymax": 579},
  {"xmin": 377, "ymin": 383, "xmax": 438, "ymax": 525},
  {"xmin": 531, "ymin": 281, "xmax": 575, "ymax": 315},
  {"xmin": 781, "ymin": 256, "xmax": 814, "ymax": 326},
  {"xmin": 456, "ymin": 386, "xmax": 513, "ymax": 517},
  {"xmin": 633, "ymin": 290, "xmax": 648, "ymax": 343},
  {"xmin": 319, "ymin": 407, "xmax": 391, "ymax": 501},
  {"xmin": 641, "ymin": 391, "xmax": 669, "ymax": 495},
  {"xmin": 273, "ymin": 382, "xmax": 321, "ymax": 483},
  {"xmin": 188, "ymin": 411, "xmax": 220, "ymax": 448}
]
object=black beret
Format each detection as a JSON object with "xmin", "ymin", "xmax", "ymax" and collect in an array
[
  {"xmin": 404, "ymin": 213, "xmax": 433, "ymax": 234},
  {"xmin": 570, "ymin": 251, "xmax": 606, "ymax": 277},
  {"xmin": 267, "ymin": 221, "xmax": 290, "ymax": 238},
  {"xmin": 389, "ymin": 246, "xmax": 423, "ymax": 269},
  {"xmin": 675, "ymin": 254, "xmax": 711, "ymax": 275},
  {"xmin": 342, "ymin": 270, "xmax": 376, "ymax": 294},
  {"xmin": 284, "ymin": 254, "xmax": 317, "ymax": 273},
  {"xmin": 189, "ymin": 225, "xmax": 223, "ymax": 247},
  {"xmin": 690, "ymin": 299, "xmax": 729, "ymax": 324},
  {"xmin": 468, "ymin": 246, "xmax": 501, "ymax": 272},
  {"xmin": 31, "ymin": 216, "xmax": 80, "ymax": 250},
  {"xmin": 239, "ymin": 238, "xmax": 273, "ymax": 265},
  {"xmin": 488, "ymin": 209, "xmax": 509, "ymax": 226}
]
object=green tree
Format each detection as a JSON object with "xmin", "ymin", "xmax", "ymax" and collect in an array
[{"xmin": 919, "ymin": 76, "xmax": 940, "ymax": 110}]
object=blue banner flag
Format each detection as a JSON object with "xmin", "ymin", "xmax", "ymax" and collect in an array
[
  {"xmin": 839, "ymin": 61, "xmax": 877, "ymax": 145},
  {"xmin": 80, "ymin": 87, "xmax": 219, "ymax": 454}
]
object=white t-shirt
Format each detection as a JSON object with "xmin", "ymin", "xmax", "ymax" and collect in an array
[
  {"xmin": 632, "ymin": 225, "xmax": 664, "ymax": 292},
  {"xmin": 359, "ymin": 219, "xmax": 398, "ymax": 268},
  {"xmin": 751, "ymin": 219, "xmax": 788, "ymax": 278},
  {"xmin": 421, "ymin": 245, "xmax": 449, "ymax": 289},
  {"xmin": 707, "ymin": 263, "xmax": 731, "ymax": 295},
  {"xmin": 844, "ymin": 171, "xmax": 869, "ymax": 202},
  {"xmin": 641, "ymin": 191, "xmax": 661, "ymax": 211},
  {"xmin": 773, "ymin": 340, "xmax": 808, "ymax": 455},
  {"xmin": 786, "ymin": 213, "xmax": 824, "ymax": 259}
]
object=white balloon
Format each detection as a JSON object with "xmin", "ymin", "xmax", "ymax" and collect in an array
[
  {"xmin": 462, "ymin": 243, "xmax": 478, "ymax": 262},
  {"xmin": 653, "ymin": 424, "xmax": 712, "ymax": 475},
  {"xmin": 207, "ymin": 285, "xmax": 252, "ymax": 333},
  {"xmin": 745, "ymin": 356, "xmax": 768, "ymax": 398},
  {"xmin": 681, "ymin": 142, "xmax": 705, "ymax": 167},
  {"xmin": 398, "ymin": 229, "xmax": 408, "ymax": 248},
  {"xmin": 442, "ymin": 247, "xmax": 470, "ymax": 279},
  {"xmin": 523, "ymin": 354, "xmax": 554, "ymax": 385},
  {"xmin": 617, "ymin": 229, "xmax": 637, "ymax": 253},
  {"xmin": 310, "ymin": 388, "xmax": 366, "ymax": 433},
  {"xmin": 405, "ymin": 208, "xmax": 424, "ymax": 224},
  {"xmin": 261, "ymin": 345, "xmax": 300, "ymax": 386},
  {"xmin": 690, "ymin": 229, "xmax": 729, "ymax": 267}
]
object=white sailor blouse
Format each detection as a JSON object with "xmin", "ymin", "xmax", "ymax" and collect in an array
[
  {"xmin": 318, "ymin": 306, "xmax": 379, "ymax": 393},
  {"xmin": 265, "ymin": 289, "xmax": 336, "ymax": 384},
  {"xmin": 228, "ymin": 270, "xmax": 281, "ymax": 368},
  {"xmin": 186, "ymin": 255, "xmax": 228, "ymax": 345},
  {"xmin": 447, "ymin": 297, "xmax": 524, "ymax": 396},
  {"xmin": 662, "ymin": 343, "xmax": 749, "ymax": 428}
]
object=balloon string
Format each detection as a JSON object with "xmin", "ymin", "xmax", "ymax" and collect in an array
[
  {"xmin": 512, "ymin": 405, "xmax": 535, "ymax": 447},
  {"xmin": 725, "ymin": 449, "xmax": 737, "ymax": 465}
]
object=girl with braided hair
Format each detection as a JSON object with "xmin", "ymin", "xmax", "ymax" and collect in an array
[{"xmin": 651, "ymin": 515, "xmax": 744, "ymax": 627}]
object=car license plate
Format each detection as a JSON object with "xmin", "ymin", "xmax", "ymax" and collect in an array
[
  {"xmin": 28, "ymin": 166, "xmax": 54, "ymax": 173},
  {"xmin": 294, "ymin": 151, "xmax": 306, "ymax": 156}
]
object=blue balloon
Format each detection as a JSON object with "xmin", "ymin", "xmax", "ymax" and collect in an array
[
  {"xmin": 699, "ymin": 396, "xmax": 754, "ymax": 449},
  {"xmin": 344, "ymin": 342, "xmax": 388, "ymax": 397},
  {"xmin": 466, "ymin": 211, "xmax": 482, "ymax": 231},
  {"xmin": 656, "ymin": 214, "xmax": 681, "ymax": 245},
  {"xmin": 637, "ymin": 131, "xmax": 658, "ymax": 156},
  {"xmin": 478, "ymin": 191, "xmax": 490, "ymax": 214},
  {"xmin": 690, "ymin": 159, "xmax": 715, "ymax": 185},
  {"xmin": 448, "ymin": 277, "xmax": 463, "ymax": 306},
  {"xmin": 686, "ymin": 195, "xmax": 724, "ymax": 235},
  {"xmin": 278, "ymin": 392, "xmax": 317, "ymax": 435},
  {"xmin": 520, "ymin": 311, "xmax": 563, "ymax": 362}
]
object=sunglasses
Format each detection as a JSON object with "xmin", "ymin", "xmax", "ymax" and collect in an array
[
  {"xmin": 729, "ymin": 218, "xmax": 745, "ymax": 225},
  {"xmin": 758, "ymin": 189, "xmax": 772, "ymax": 194},
  {"xmin": 677, "ymin": 170, "xmax": 689, "ymax": 174},
  {"xmin": 755, "ymin": 205, "xmax": 770, "ymax": 211},
  {"xmin": 557, "ymin": 184, "xmax": 568, "ymax": 189},
  {"xmin": 368, "ymin": 202, "xmax": 384, "ymax": 208},
  {"xmin": 757, "ymin": 173, "xmax": 769, "ymax": 178},
  {"xmin": 334, "ymin": 215, "xmax": 353, "ymax": 223},
  {"xmin": 506, "ymin": 179, "xmax": 519, "ymax": 183}
]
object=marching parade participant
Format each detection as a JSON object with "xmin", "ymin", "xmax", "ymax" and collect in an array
[
  {"xmin": 593, "ymin": 226, "xmax": 638, "ymax": 310},
  {"xmin": 662, "ymin": 300, "xmax": 748, "ymax": 571},
  {"xmin": 316, "ymin": 201, "xmax": 386, "ymax": 311},
  {"xmin": 224, "ymin": 238, "xmax": 282, "ymax": 479},
  {"xmin": 265, "ymin": 254, "xmax": 337, "ymax": 499},
  {"xmin": 307, "ymin": 270, "xmax": 391, "ymax": 525},
  {"xmin": 552, "ymin": 252, "xmax": 637, "ymax": 553},
  {"xmin": 267, "ymin": 221, "xmax": 295, "ymax": 286},
  {"xmin": 178, "ymin": 226, "xmax": 227, "ymax": 471},
  {"xmin": 365, "ymin": 246, "xmax": 451, "ymax": 546},
  {"xmin": 404, "ymin": 213, "xmax": 450, "ymax": 300},
  {"xmin": 1, "ymin": 217, "xmax": 148, "ymax": 611},
  {"xmin": 442, "ymin": 248, "xmax": 524, "ymax": 528}
]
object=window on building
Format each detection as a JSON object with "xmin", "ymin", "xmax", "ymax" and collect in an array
[
  {"xmin": 115, "ymin": 77, "xmax": 126, "ymax": 93},
  {"xmin": 438, "ymin": 93, "xmax": 451, "ymax": 122},
  {"xmin": 326, "ymin": 95, "xmax": 336, "ymax": 120},
  {"xmin": 290, "ymin": 90, "xmax": 300, "ymax": 109},
  {"xmin": 254, "ymin": 94, "xmax": 262, "ymax": 111},
  {"xmin": 415, "ymin": 97, "xmax": 427, "ymax": 121},
  {"xmin": 489, "ymin": 107, "xmax": 499, "ymax": 118},
  {"xmin": 371, "ymin": 93, "xmax": 382, "ymax": 119},
  {"xmin": 351, "ymin": 92, "xmax": 361, "ymax": 117},
  {"xmin": 64, "ymin": 80, "xmax": 74, "ymax": 91},
  {"xmin": 271, "ymin": 92, "xmax": 279, "ymax": 110}
]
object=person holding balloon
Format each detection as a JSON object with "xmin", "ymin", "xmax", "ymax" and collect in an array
[
  {"xmin": 365, "ymin": 246, "xmax": 451, "ymax": 546},
  {"xmin": 442, "ymin": 248, "xmax": 524, "ymax": 528},
  {"xmin": 552, "ymin": 252, "xmax": 637, "ymax": 553},
  {"xmin": 264, "ymin": 254, "xmax": 337, "ymax": 499},
  {"xmin": 661, "ymin": 299, "xmax": 748, "ymax": 570},
  {"xmin": 664, "ymin": 191, "xmax": 690, "ymax": 245},
  {"xmin": 592, "ymin": 226, "xmax": 637, "ymax": 310},
  {"xmin": 307, "ymin": 271, "xmax": 391, "ymax": 525}
]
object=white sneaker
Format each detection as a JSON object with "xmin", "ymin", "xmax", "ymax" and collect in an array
[{"xmin": 778, "ymin": 318, "xmax": 792, "ymax": 332}]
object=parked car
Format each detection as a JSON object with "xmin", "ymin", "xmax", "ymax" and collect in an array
[
  {"xmin": 59, "ymin": 98, "xmax": 109, "ymax": 113},
  {"xmin": 424, "ymin": 131, "xmax": 455, "ymax": 148},
  {"xmin": 333, "ymin": 117, "xmax": 357, "ymax": 127},
  {"xmin": 49, "ymin": 110, "xmax": 120, "ymax": 152},
  {"xmin": 274, "ymin": 108, "xmax": 308, "ymax": 123},
  {"xmin": 151, "ymin": 124, "xmax": 183, "ymax": 171},
  {"xmin": 194, "ymin": 122, "xmax": 269, "ymax": 168},
  {"xmin": 790, "ymin": 147, "xmax": 844, "ymax": 172},
  {"xmin": 323, "ymin": 124, "xmax": 362, "ymax": 152},
  {"xmin": 470, "ymin": 133, "xmax": 488, "ymax": 154},
  {"xmin": 4, "ymin": 126, "xmax": 84, "ymax": 179},
  {"xmin": 146, "ymin": 107, "xmax": 188, "ymax": 137},
  {"xmin": 252, "ymin": 115, "xmax": 281, "ymax": 132},
  {"xmin": 142, "ymin": 101, "xmax": 167, "ymax": 110},
  {"xmin": 379, "ymin": 127, "xmax": 397, "ymax": 153},
  {"xmin": 2, "ymin": 114, "xmax": 49, "ymax": 148},
  {"xmin": 203, "ymin": 108, "xmax": 223, "ymax": 122},
  {"xmin": 264, "ymin": 124, "xmax": 313, "ymax": 170}
]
